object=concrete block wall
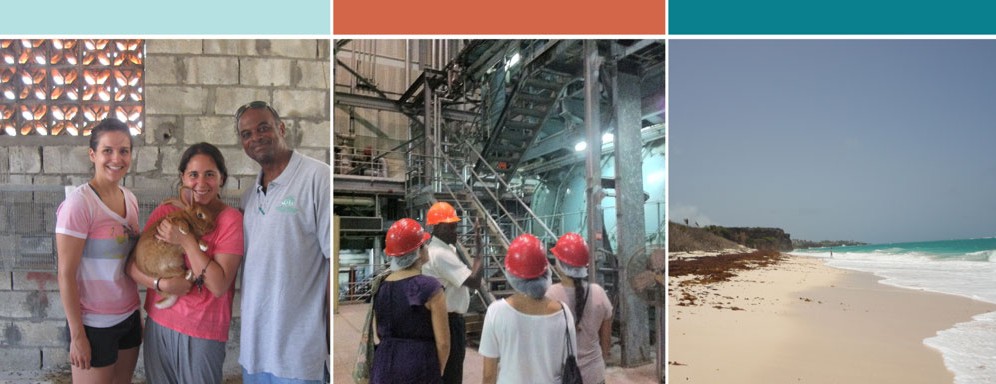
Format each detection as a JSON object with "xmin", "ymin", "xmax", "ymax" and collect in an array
[
  {"xmin": 142, "ymin": 38, "xmax": 331, "ymax": 193},
  {"xmin": 0, "ymin": 271, "xmax": 68, "ymax": 370},
  {"xmin": 0, "ymin": 39, "xmax": 331, "ymax": 375}
]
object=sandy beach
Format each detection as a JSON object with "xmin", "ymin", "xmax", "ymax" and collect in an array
[{"xmin": 668, "ymin": 252, "xmax": 996, "ymax": 384}]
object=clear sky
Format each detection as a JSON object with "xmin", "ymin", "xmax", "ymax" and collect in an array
[{"xmin": 669, "ymin": 40, "xmax": 996, "ymax": 245}]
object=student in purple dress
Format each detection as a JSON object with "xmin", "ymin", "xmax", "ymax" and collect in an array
[{"xmin": 371, "ymin": 218, "xmax": 450, "ymax": 384}]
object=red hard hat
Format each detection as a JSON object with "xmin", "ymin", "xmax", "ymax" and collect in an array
[
  {"xmin": 385, "ymin": 218, "xmax": 431, "ymax": 256},
  {"xmin": 504, "ymin": 234, "xmax": 548, "ymax": 279},
  {"xmin": 426, "ymin": 202, "xmax": 460, "ymax": 225},
  {"xmin": 550, "ymin": 232, "xmax": 589, "ymax": 267}
]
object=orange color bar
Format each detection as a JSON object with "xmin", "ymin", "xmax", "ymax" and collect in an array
[{"xmin": 334, "ymin": 0, "xmax": 665, "ymax": 35}]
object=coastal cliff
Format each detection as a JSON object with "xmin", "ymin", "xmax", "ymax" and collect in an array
[
  {"xmin": 669, "ymin": 221, "xmax": 794, "ymax": 252},
  {"xmin": 668, "ymin": 221, "xmax": 743, "ymax": 252},
  {"xmin": 703, "ymin": 225, "xmax": 794, "ymax": 251}
]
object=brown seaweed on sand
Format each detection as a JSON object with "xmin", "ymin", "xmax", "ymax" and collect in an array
[{"xmin": 669, "ymin": 250, "xmax": 783, "ymax": 308}]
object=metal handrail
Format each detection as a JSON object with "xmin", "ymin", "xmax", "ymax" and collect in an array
[
  {"xmin": 438, "ymin": 138, "xmax": 571, "ymax": 283},
  {"xmin": 460, "ymin": 140, "xmax": 558, "ymax": 241},
  {"xmin": 431, "ymin": 140, "xmax": 509, "ymax": 266}
]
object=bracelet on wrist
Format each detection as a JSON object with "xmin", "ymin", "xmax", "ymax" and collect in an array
[
  {"xmin": 184, "ymin": 269, "xmax": 195, "ymax": 283},
  {"xmin": 193, "ymin": 261, "xmax": 209, "ymax": 291},
  {"xmin": 154, "ymin": 277, "xmax": 162, "ymax": 292}
]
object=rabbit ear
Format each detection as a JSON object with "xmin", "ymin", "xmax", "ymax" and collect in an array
[
  {"xmin": 178, "ymin": 185, "xmax": 194, "ymax": 208},
  {"xmin": 162, "ymin": 198, "xmax": 185, "ymax": 209},
  {"xmin": 205, "ymin": 199, "xmax": 228, "ymax": 217}
]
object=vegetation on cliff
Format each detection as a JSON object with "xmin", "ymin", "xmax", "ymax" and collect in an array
[
  {"xmin": 668, "ymin": 221, "xmax": 744, "ymax": 252},
  {"xmin": 702, "ymin": 225, "xmax": 794, "ymax": 251}
]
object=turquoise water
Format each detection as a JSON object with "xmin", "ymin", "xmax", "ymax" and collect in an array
[
  {"xmin": 793, "ymin": 237, "xmax": 996, "ymax": 384},
  {"xmin": 808, "ymin": 237, "xmax": 996, "ymax": 261}
]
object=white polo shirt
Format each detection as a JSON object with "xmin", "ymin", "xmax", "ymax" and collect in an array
[{"xmin": 422, "ymin": 236, "xmax": 472, "ymax": 314}]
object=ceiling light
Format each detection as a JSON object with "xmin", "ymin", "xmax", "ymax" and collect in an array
[
  {"xmin": 574, "ymin": 141, "xmax": 587, "ymax": 152},
  {"xmin": 506, "ymin": 53, "xmax": 521, "ymax": 69}
]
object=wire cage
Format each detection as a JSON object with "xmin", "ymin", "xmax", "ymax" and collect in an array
[{"xmin": 0, "ymin": 181, "xmax": 243, "ymax": 272}]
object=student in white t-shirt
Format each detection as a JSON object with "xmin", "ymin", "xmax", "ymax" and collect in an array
[{"xmin": 479, "ymin": 234, "xmax": 577, "ymax": 384}]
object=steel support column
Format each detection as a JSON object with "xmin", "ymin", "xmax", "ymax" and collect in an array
[
  {"xmin": 612, "ymin": 65, "xmax": 652, "ymax": 367},
  {"xmin": 422, "ymin": 75, "xmax": 436, "ymax": 196},
  {"xmin": 582, "ymin": 41, "xmax": 604, "ymax": 283},
  {"xmin": 372, "ymin": 197, "xmax": 383, "ymax": 269}
]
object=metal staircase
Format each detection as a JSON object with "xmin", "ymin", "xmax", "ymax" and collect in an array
[
  {"xmin": 476, "ymin": 66, "xmax": 574, "ymax": 185},
  {"xmin": 401, "ymin": 40, "xmax": 586, "ymax": 344},
  {"xmin": 411, "ymin": 135, "xmax": 561, "ymax": 306}
]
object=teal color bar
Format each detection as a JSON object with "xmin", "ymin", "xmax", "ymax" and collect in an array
[
  {"xmin": 669, "ymin": 0, "xmax": 996, "ymax": 35},
  {"xmin": 0, "ymin": 0, "xmax": 329, "ymax": 35}
]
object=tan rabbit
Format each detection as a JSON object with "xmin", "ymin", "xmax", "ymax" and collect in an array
[{"xmin": 133, "ymin": 186, "xmax": 226, "ymax": 309}]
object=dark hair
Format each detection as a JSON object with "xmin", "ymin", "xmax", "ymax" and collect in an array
[
  {"xmin": 89, "ymin": 119, "xmax": 133, "ymax": 151},
  {"xmin": 178, "ymin": 142, "xmax": 229, "ymax": 187},
  {"xmin": 573, "ymin": 278, "xmax": 588, "ymax": 326}
]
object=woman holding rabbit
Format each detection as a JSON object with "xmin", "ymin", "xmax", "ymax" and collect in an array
[{"xmin": 127, "ymin": 142, "xmax": 244, "ymax": 384}]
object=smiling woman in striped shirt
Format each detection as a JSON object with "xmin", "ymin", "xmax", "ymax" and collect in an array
[{"xmin": 56, "ymin": 119, "xmax": 142, "ymax": 384}]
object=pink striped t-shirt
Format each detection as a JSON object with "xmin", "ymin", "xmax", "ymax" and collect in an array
[{"xmin": 55, "ymin": 184, "xmax": 141, "ymax": 328}]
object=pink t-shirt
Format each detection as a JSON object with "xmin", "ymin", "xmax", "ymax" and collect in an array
[
  {"xmin": 143, "ymin": 203, "xmax": 244, "ymax": 342},
  {"xmin": 546, "ymin": 283, "xmax": 614, "ymax": 384},
  {"xmin": 55, "ymin": 184, "xmax": 141, "ymax": 328}
]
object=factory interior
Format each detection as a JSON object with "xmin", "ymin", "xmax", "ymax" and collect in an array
[{"xmin": 332, "ymin": 39, "xmax": 665, "ymax": 382}]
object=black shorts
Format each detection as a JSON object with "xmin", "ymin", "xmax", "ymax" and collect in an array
[{"xmin": 70, "ymin": 310, "xmax": 143, "ymax": 368}]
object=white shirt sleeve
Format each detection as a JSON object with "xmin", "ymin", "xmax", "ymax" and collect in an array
[
  {"xmin": 426, "ymin": 241, "xmax": 472, "ymax": 287},
  {"xmin": 478, "ymin": 300, "xmax": 503, "ymax": 358}
]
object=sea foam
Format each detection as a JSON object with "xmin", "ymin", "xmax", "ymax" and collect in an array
[{"xmin": 795, "ymin": 238, "xmax": 996, "ymax": 384}]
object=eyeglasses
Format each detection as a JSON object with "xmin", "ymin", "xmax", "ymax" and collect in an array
[
  {"xmin": 256, "ymin": 185, "xmax": 267, "ymax": 215},
  {"xmin": 235, "ymin": 101, "xmax": 281, "ymax": 122}
]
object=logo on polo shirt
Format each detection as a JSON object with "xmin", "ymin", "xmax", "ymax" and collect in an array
[{"xmin": 277, "ymin": 196, "xmax": 298, "ymax": 213}]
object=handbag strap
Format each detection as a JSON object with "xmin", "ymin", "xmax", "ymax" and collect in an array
[
  {"xmin": 560, "ymin": 301, "xmax": 575, "ymax": 356},
  {"xmin": 365, "ymin": 270, "xmax": 392, "ymax": 337}
]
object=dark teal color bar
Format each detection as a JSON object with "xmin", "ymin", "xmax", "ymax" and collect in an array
[
  {"xmin": 669, "ymin": 0, "xmax": 996, "ymax": 35},
  {"xmin": 1, "ymin": 0, "xmax": 329, "ymax": 35}
]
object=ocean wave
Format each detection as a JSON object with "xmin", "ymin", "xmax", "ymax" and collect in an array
[
  {"xmin": 873, "ymin": 247, "xmax": 908, "ymax": 254},
  {"xmin": 830, "ymin": 251, "xmax": 935, "ymax": 263},
  {"xmin": 925, "ymin": 311, "xmax": 996, "ymax": 384},
  {"xmin": 965, "ymin": 250, "xmax": 996, "ymax": 262},
  {"xmin": 805, "ymin": 238, "xmax": 996, "ymax": 383}
]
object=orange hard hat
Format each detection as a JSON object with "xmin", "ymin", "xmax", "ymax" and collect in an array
[
  {"xmin": 384, "ymin": 218, "xmax": 431, "ymax": 256},
  {"xmin": 504, "ymin": 234, "xmax": 548, "ymax": 279},
  {"xmin": 550, "ymin": 232, "xmax": 589, "ymax": 267},
  {"xmin": 426, "ymin": 202, "xmax": 461, "ymax": 225}
]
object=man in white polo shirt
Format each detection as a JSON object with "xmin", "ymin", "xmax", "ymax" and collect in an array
[
  {"xmin": 235, "ymin": 101, "xmax": 331, "ymax": 384},
  {"xmin": 422, "ymin": 202, "xmax": 483, "ymax": 384}
]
